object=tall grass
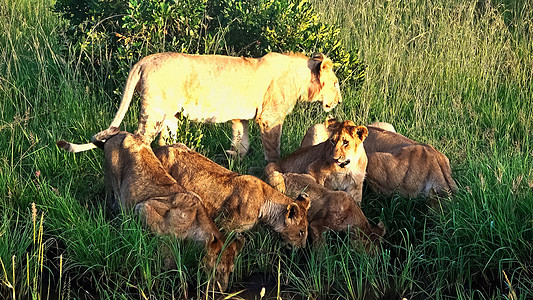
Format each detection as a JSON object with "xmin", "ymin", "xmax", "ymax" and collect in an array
[{"xmin": 1, "ymin": 0, "xmax": 532, "ymax": 298}]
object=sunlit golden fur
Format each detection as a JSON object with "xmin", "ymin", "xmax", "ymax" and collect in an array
[
  {"xmin": 364, "ymin": 126, "xmax": 458, "ymax": 198},
  {"xmin": 270, "ymin": 119, "xmax": 368, "ymax": 205},
  {"xmin": 265, "ymin": 168, "xmax": 385, "ymax": 249},
  {"xmin": 367, "ymin": 121, "xmax": 396, "ymax": 132},
  {"xmin": 154, "ymin": 143, "xmax": 311, "ymax": 248},
  {"xmin": 298, "ymin": 119, "xmax": 457, "ymax": 199},
  {"xmin": 60, "ymin": 52, "xmax": 341, "ymax": 162},
  {"xmin": 57, "ymin": 130, "xmax": 239, "ymax": 291},
  {"xmin": 300, "ymin": 119, "xmax": 396, "ymax": 149}
]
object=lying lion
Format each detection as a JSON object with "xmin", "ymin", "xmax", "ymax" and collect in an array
[
  {"xmin": 300, "ymin": 119, "xmax": 457, "ymax": 198},
  {"xmin": 265, "ymin": 168, "xmax": 386, "ymax": 249},
  {"xmin": 60, "ymin": 52, "xmax": 342, "ymax": 162},
  {"xmin": 364, "ymin": 124, "xmax": 458, "ymax": 198},
  {"xmin": 57, "ymin": 129, "xmax": 240, "ymax": 291},
  {"xmin": 267, "ymin": 119, "xmax": 369, "ymax": 205},
  {"xmin": 153, "ymin": 143, "xmax": 311, "ymax": 248}
]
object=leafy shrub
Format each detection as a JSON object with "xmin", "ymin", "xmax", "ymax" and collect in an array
[
  {"xmin": 209, "ymin": 0, "xmax": 364, "ymax": 85},
  {"xmin": 53, "ymin": 0, "xmax": 364, "ymax": 90}
]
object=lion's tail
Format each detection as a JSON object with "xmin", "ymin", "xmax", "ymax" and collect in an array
[
  {"xmin": 108, "ymin": 63, "xmax": 142, "ymax": 130},
  {"xmin": 57, "ymin": 63, "xmax": 142, "ymax": 153},
  {"xmin": 57, "ymin": 127, "xmax": 120, "ymax": 153},
  {"xmin": 56, "ymin": 140, "xmax": 98, "ymax": 153},
  {"xmin": 88, "ymin": 62, "xmax": 142, "ymax": 144}
]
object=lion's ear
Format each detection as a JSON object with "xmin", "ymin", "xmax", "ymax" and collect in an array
[
  {"xmin": 320, "ymin": 57, "xmax": 333, "ymax": 72},
  {"xmin": 326, "ymin": 118, "xmax": 341, "ymax": 132},
  {"xmin": 311, "ymin": 53, "xmax": 325, "ymax": 61},
  {"xmin": 296, "ymin": 193, "xmax": 311, "ymax": 210},
  {"xmin": 355, "ymin": 126, "xmax": 369, "ymax": 142},
  {"xmin": 92, "ymin": 127, "xmax": 120, "ymax": 143},
  {"xmin": 286, "ymin": 203, "xmax": 303, "ymax": 225},
  {"xmin": 309, "ymin": 53, "xmax": 330, "ymax": 76},
  {"xmin": 324, "ymin": 116, "xmax": 338, "ymax": 128}
]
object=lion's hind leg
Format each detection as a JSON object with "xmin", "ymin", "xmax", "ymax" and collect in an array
[
  {"xmin": 227, "ymin": 119, "xmax": 250, "ymax": 158},
  {"xmin": 258, "ymin": 122, "xmax": 283, "ymax": 162},
  {"xmin": 135, "ymin": 105, "xmax": 168, "ymax": 145}
]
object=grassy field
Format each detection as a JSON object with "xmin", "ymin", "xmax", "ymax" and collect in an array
[{"xmin": 1, "ymin": 0, "xmax": 532, "ymax": 299}]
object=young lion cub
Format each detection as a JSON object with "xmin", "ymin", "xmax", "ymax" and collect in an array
[
  {"xmin": 364, "ymin": 125, "xmax": 458, "ymax": 198},
  {"xmin": 153, "ymin": 143, "xmax": 311, "ymax": 248},
  {"xmin": 268, "ymin": 119, "xmax": 368, "ymax": 205},
  {"xmin": 301, "ymin": 119, "xmax": 458, "ymax": 198},
  {"xmin": 265, "ymin": 168, "xmax": 386, "ymax": 249},
  {"xmin": 57, "ymin": 129, "xmax": 240, "ymax": 291}
]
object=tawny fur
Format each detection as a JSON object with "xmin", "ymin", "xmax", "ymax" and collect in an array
[
  {"xmin": 300, "ymin": 120, "xmax": 396, "ymax": 149},
  {"xmin": 363, "ymin": 126, "xmax": 458, "ymax": 198},
  {"xmin": 298, "ymin": 119, "xmax": 456, "ymax": 198},
  {"xmin": 60, "ymin": 52, "xmax": 342, "ymax": 162},
  {"xmin": 265, "ymin": 169, "xmax": 385, "ymax": 249},
  {"xmin": 269, "ymin": 119, "xmax": 369, "ymax": 205},
  {"xmin": 153, "ymin": 143, "xmax": 311, "ymax": 248},
  {"xmin": 57, "ymin": 130, "xmax": 240, "ymax": 291},
  {"xmin": 367, "ymin": 121, "xmax": 396, "ymax": 133}
]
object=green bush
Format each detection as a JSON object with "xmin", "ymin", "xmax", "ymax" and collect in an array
[{"xmin": 53, "ymin": 0, "xmax": 364, "ymax": 89}]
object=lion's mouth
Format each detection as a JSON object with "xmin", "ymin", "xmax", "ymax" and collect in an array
[{"xmin": 335, "ymin": 158, "xmax": 350, "ymax": 168}]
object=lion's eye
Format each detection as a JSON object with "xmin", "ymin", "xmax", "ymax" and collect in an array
[
  {"xmin": 299, "ymin": 230, "xmax": 304, "ymax": 237},
  {"xmin": 343, "ymin": 139, "xmax": 349, "ymax": 146}
]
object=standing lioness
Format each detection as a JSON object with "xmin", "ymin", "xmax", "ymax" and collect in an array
[{"xmin": 61, "ymin": 52, "xmax": 342, "ymax": 162}]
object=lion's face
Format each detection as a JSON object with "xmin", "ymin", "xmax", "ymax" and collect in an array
[
  {"xmin": 326, "ymin": 121, "xmax": 368, "ymax": 167},
  {"xmin": 318, "ymin": 64, "xmax": 342, "ymax": 112},
  {"xmin": 308, "ymin": 55, "xmax": 342, "ymax": 112},
  {"xmin": 205, "ymin": 237, "xmax": 244, "ymax": 292},
  {"xmin": 279, "ymin": 194, "xmax": 310, "ymax": 248}
]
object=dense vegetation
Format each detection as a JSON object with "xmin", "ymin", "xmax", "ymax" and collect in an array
[{"xmin": 1, "ymin": 0, "xmax": 531, "ymax": 299}]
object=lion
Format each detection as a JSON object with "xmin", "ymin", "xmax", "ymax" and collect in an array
[
  {"xmin": 265, "ymin": 168, "xmax": 386, "ymax": 250},
  {"xmin": 268, "ymin": 119, "xmax": 369, "ymax": 205},
  {"xmin": 299, "ymin": 119, "xmax": 457, "ymax": 198},
  {"xmin": 153, "ymin": 143, "xmax": 311, "ymax": 248},
  {"xmin": 57, "ymin": 129, "xmax": 240, "ymax": 291},
  {"xmin": 363, "ymin": 125, "xmax": 458, "ymax": 198},
  {"xmin": 60, "ymin": 52, "xmax": 342, "ymax": 162}
]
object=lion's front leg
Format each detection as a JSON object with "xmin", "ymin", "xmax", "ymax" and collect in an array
[
  {"xmin": 227, "ymin": 119, "xmax": 250, "ymax": 158},
  {"xmin": 258, "ymin": 122, "xmax": 283, "ymax": 162}
]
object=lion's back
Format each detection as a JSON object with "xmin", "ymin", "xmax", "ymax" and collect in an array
[{"xmin": 135, "ymin": 53, "xmax": 277, "ymax": 122}]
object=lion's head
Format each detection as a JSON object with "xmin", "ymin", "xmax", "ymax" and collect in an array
[
  {"xmin": 277, "ymin": 193, "xmax": 311, "ymax": 248},
  {"xmin": 204, "ymin": 235, "xmax": 244, "ymax": 292},
  {"xmin": 308, "ymin": 53, "xmax": 342, "ymax": 112},
  {"xmin": 325, "ymin": 120, "xmax": 368, "ymax": 167}
]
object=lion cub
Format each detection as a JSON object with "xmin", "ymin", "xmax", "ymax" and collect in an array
[
  {"xmin": 268, "ymin": 118, "xmax": 368, "ymax": 205},
  {"xmin": 153, "ymin": 143, "xmax": 311, "ymax": 248},
  {"xmin": 57, "ymin": 129, "xmax": 240, "ymax": 291},
  {"xmin": 265, "ymin": 168, "xmax": 386, "ymax": 249},
  {"xmin": 364, "ymin": 125, "xmax": 458, "ymax": 198},
  {"xmin": 300, "ymin": 120, "xmax": 458, "ymax": 198}
]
